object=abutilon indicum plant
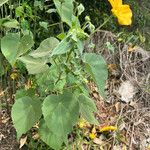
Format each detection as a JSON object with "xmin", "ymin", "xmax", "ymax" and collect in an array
[{"xmin": 1, "ymin": 0, "xmax": 109, "ymax": 149}]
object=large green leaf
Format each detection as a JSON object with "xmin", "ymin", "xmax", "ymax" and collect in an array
[
  {"xmin": 53, "ymin": 0, "xmax": 73, "ymax": 27},
  {"xmin": 1, "ymin": 33, "xmax": 34, "ymax": 66},
  {"xmin": 19, "ymin": 55, "xmax": 49, "ymax": 74},
  {"xmin": 0, "ymin": 0, "xmax": 8, "ymax": 6},
  {"xmin": 78, "ymin": 94, "xmax": 98, "ymax": 124},
  {"xmin": 29, "ymin": 37, "xmax": 59, "ymax": 58},
  {"xmin": 11, "ymin": 96, "xmax": 42, "ymax": 138},
  {"xmin": 1, "ymin": 33, "xmax": 20, "ymax": 65},
  {"xmin": 18, "ymin": 35, "xmax": 34, "ymax": 56},
  {"xmin": 15, "ymin": 89, "xmax": 35, "ymax": 100},
  {"xmin": 39, "ymin": 120, "xmax": 64, "ymax": 150},
  {"xmin": 42, "ymin": 92, "xmax": 79, "ymax": 138},
  {"xmin": 84, "ymin": 53, "xmax": 108, "ymax": 98},
  {"xmin": 51, "ymin": 36, "xmax": 72, "ymax": 56}
]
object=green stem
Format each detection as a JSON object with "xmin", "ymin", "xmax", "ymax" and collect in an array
[
  {"xmin": 60, "ymin": 2, "xmax": 64, "ymax": 33},
  {"xmin": 48, "ymin": 22, "xmax": 61, "ymax": 28},
  {"xmin": 89, "ymin": 15, "xmax": 113, "ymax": 37},
  {"xmin": 66, "ymin": 48, "xmax": 73, "ymax": 63}
]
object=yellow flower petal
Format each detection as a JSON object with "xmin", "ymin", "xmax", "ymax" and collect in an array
[
  {"xmin": 78, "ymin": 120, "xmax": 85, "ymax": 128},
  {"xmin": 89, "ymin": 133, "xmax": 96, "ymax": 139},
  {"xmin": 108, "ymin": 0, "xmax": 132, "ymax": 25},
  {"xmin": 108, "ymin": 0, "xmax": 122, "ymax": 9},
  {"xmin": 100, "ymin": 126, "xmax": 117, "ymax": 132}
]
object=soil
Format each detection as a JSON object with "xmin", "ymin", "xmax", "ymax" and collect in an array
[{"xmin": 0, "ymin": 109, "xmax": 19, "ymax": 150}]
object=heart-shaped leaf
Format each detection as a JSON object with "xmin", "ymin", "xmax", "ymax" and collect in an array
[
  {"xmin": 84, "ymin": 53, "xmax": 108, "ymax": 98},
  {"xmin": 42, "ymin": 92, "xmax": 79, "ymax": 138},
  {"xmin": 19, "ymin": 55, "xmax": 49, "ymax": 74},
  {"xmin": 39, "ymin": 120, "xmax": 64, "ymax": 150},
  {"xmin": 1, "ymin": 33, "xmax": 34, "ymax": 66},
  {"xmin": 53, "ymin": 0, "xmax": 73, "ymax": 27},
  {"xmin": 29, "ymin": 37, "xmax": 59, "ymax": 58},
  {"xmin": 11, "ymin": 96, "xmax": 42, "ymax": 138},
  {"xmin": 78, "ymin": 94, "xmax": 98, "ymax": 124}
]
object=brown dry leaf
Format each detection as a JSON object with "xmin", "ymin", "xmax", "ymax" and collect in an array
[
  {"xmin": 0, "ymin": 91, "xmax": 4, "ymax": 96},
  {"xmin": 0, "ymin": 133, "xmax": 5, "ymax": 141},
  {"xmin": 93, "ymin": 138, "xmax": 104, "ymax": 145},
  {"xmin": 19, "ymin": 136, "xmax": 27, "ymax": 149},
  {"xmin": 91, "ymin": 126, "xmax": 96, "ymax": 134},
  {"xmin": 115, "ymin": 102, "xmax": 121, "ymax": 113},
  {"xmin": 93, "ymin": 92, "xmax": 99, "ymax": 99},
  {"xmin": 108, "ymin": 64, "xmax": 117, "ymax": 72},
  {"xmin": 128, "ymin": 46, "xmax": 136, "ymax": 52},
  {"xmin": 2, "ymin": 117, "xmax": 10, "ymax": 124},
  {"xmin": 113, "ymin": 145, "xmax": 126, "ymax": 150}
]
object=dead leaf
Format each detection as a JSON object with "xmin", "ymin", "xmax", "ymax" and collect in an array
[
  {"xmin": 0, "ymin": 133, "xmax": 5, "ymax": 141},
  {"xmin": 93, "ymin": 138, "xmax": 104, "ymax": 145},
  {"xmin": 128, "ymin": 46, "xmax": 136, "ymax": 52},
  {"xmin": 2, "ymin": 117, "xmax": 10, "ymax": 124},
  {"xmin": 108, "ymin": 64, "xmax": 117, "ymax": 71},
  {"xmin": 19, "ymin": 136, "xmax": 27, "ymax": 149},
  {"xmin": 115, "ymin": 102, "xmax": 121, "ymax": 113}
]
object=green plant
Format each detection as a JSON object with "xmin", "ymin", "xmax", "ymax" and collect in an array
[{"xmin": 1, "ymin": 0, "xmax": 108, "ymax": 149}]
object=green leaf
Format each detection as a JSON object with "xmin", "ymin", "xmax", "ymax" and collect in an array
[
  {"xmin": 46, "ymin": 9, "xmax": 57, "ymax": 14},
  {"xmin": 19, "ymin": 55, "xmax": 49, "ymax": 74},
  {"xmin": 39, "ymin": 21, "xmax": 48, "ymax": 30},
  {"xmin": 15, "ymin": 89, "xmax": 35, "ymax": 100},
  {"xmin": 29, "ymin": 37, "xmax": 59, "ymax": 58},
  {"xmin": 42, "ymin": 92, "xmax": 79, "ymax": 138},
  {"xmin": 51, "ymin": 36, "xmax": 72, "ymax": 56},
  {"xmin": 36, "ymin": 65, "xmax": 66, "ymax": 94},
  {"xmin": 53, "ymin": 0, "xmax": 73, "ymax": 27},
  {"xmin": 18, "ymin": 35, "xmax": 34, "ymax": 56},
  {"xmin": 0, "ymin": 0, "xmax": 8, "ymax": 6},
  {"xmin": 77, "ymin": 4, "xmax": 85, "ymax": 16},
  {"xmin": 76, "ymin": 39, "xmax": 84, "ymax": 56},
  {"xmin": 0, "ymin": 18, "xmax": 19, "ymax": 29},
  {"xmin": 1, "ymin": 33, "xmax": 34, "ymax": 66},
  {"xmin": 1, "ymin": 33, "xmax": 20, "ymax": 66},
  {"xmin": 39, "ymin": 120, "xmax": 64, "ymax": 150},
  {"xmin": 11, "ymin": 96, "xmax": 42, "ymax": 138},
  {"xmin": 15, "ymin": 6, "xmax": 24, "ymax": 17},
  {"xmin": 57, "ymin": 33, "xmax": 66, "ymax": 40},
  {"xmin": 78, "ymin": 94, "xmax": 98, "ymax": 124},
  {"xmin": 84, "ymin": 53, "xmax": 108, "ymax": 98}
]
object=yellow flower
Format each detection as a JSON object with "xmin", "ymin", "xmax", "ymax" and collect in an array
[
  {"xmin": 78, "ymin": 119, "xmax": 85, "ymax": 128},
  {"xmin": 108, "ymin": 0, "xmax": 132, "ymax": 25},
  {"xmin": 99, "ymin": 126, "xmax": 117, "ymax": 132},
  {"xmin": 89, "ymin": 133, "xmax": 96, "ymax": 139}
]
